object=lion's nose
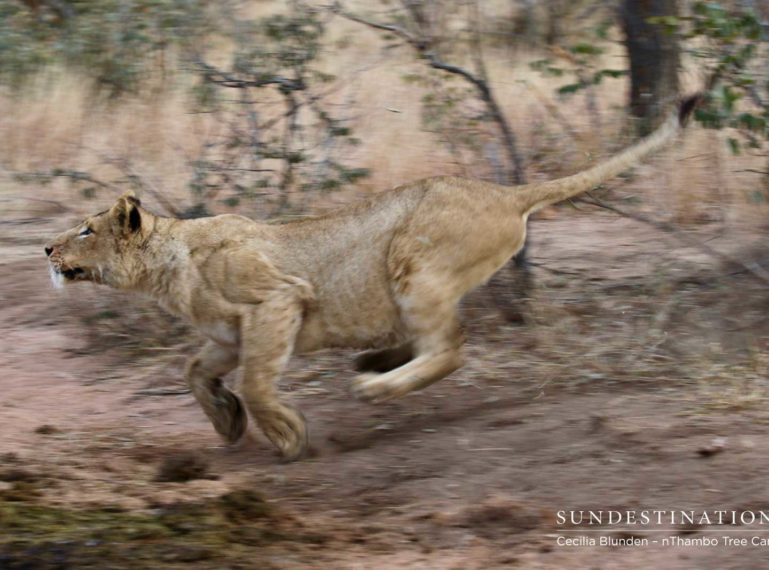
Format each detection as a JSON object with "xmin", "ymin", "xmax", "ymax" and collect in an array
[{"xmin": 45, "ymin": 246, "xmax": 53, "ymax": 257}]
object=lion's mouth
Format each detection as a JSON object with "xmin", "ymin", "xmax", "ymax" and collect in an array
[
  {"xmin": 50, "ymin": 265, "xmax": 90, "ymax": 288},
  {"xmin": 61, "ymin": 267, "xmax": 86, "ymax": 280}
]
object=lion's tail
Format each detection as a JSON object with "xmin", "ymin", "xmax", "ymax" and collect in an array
[{"xmin": 516, "ymin": 94, "xmax": 702, "ymax": 216}]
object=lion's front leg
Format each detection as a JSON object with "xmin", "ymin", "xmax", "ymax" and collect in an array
[
  {"xmin": 185, "ymin": 341, "xmax": 246, "ymax": 444},
  {"xmin": 240, "ymin": 295, "xmax": 308, "ymax": 461}
]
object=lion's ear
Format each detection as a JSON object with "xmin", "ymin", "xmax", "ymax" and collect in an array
[
  {"xmin": 109, "ymin": 192, "xmax": 142, "ymax": 234},
  {"xmin": 118, "ymin": 190, "xmax": 141, "ymax": 207},
  {"xmin": 118, "ymin": 190, "xmax": 142, "ymax": 206}
]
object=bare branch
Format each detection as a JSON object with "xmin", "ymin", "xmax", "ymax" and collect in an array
[
  {"xmin": 582, "ymin": 192, "xmax": 769, "ymax": 285},
  {"xmin": 523, "ymin": 81, "xmax": 584, "ymax": 142},
  {"xmin": 333, "ymin": 1, "xmax": 526, "ymax": 184},
  {"xmin": 103, "ymin": 157, "xmax": 183, "ymax": 218},
  {"xmin": 193, "ymin": 58, "xmax": 306, "ymax": 92},
  {"xmin": 0, "ymin": 196, "xmax": 71, "ymax": 213},
  {"xmin": 332, "ymin": 3, "xmax": 419, "ymax": 45},
  {"xmin": 11, "ymin": 168, "xmax": 124, "ymax": 194}
]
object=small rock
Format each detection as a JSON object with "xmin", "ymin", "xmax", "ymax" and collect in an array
[
  {"xmin": 154, "ymin": 451, "xmax": 210, "ymax": 483},
  {"xmin": 218, "ymin": 489, "xmax": 272, "ymax": 522},
  {"xmin": 589, "ymin": 413, "xmax": 608, "ymax": 432},
  {"xmin": 449, "ymin": 496, "xmax": 543, "ymax": 539},
  {"xmin": 740, "ymin": 437, "xmax": 755, "ymax": 449},
  {"xmin": 34, "ymin": 424, "xmax": 59, "ymax": 435},
  {"xmin": 0, "ymin": 481, "xmax": 41, "ymax": 501},
  {"xmin": 697, "ymin": 437, "xmax": 727, "ymax": 458},
  {"xmin": 0, "ymin": 468, "xmax": 38, "ymax": 482},
  {"xmin": 0, "ymin": 452, "xmax": 19, "ymax": 464}
]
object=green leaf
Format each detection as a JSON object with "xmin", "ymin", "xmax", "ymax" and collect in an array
[
  {"xmin": 557, "ymin": 83, "xmax": 583, "ymax": 95},
  {"xmin": 570, "ymin": 42, "xmax": 603, "ymax": 56},
  {"xmin": 330, "ymin": 126, "xmax": 351, "ymax": 137}
]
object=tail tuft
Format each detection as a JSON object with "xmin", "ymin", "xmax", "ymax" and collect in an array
[{"xmin": 678, "ymin": 93, "xmax": 703, "ymax": 127}]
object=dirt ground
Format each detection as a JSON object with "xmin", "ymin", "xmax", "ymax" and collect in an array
[{"xmin": 4, "ymin": 198, "xmax": 769, "ymax": 569}]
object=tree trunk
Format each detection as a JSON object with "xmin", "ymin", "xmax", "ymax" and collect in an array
[
  {"xmin": 518, "ymin": 0, "xmax": 539, "ymax": 45},
  {"xmin": 621, "ymin": 0, "xmax": 680, "ymax": 136},
  {"xmin": 545, "ymin": 0, "xmax": 563, "ymax": 47}
]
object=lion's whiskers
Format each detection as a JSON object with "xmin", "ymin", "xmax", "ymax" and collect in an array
[{"xmin": 49, "ymin": 266, "xmax": 63, "ymax": 289}]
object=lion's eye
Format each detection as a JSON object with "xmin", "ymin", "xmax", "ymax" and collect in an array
[{"xmin": 78, "ymin": 227, "xmax": 93, "ymax": 237}]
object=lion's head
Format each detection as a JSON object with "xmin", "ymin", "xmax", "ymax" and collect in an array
[{"xmin": 45, "ymin": 191, "xmax": 146, "ymax": 289}]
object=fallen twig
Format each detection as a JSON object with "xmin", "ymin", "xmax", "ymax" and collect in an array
[
  {"xmin": 529, "ymin": 261, "xmax": 584, "ymax": 276},
  {"xmin": 134, "ymin": 387, "xmax": 191, "ymax": 396}
]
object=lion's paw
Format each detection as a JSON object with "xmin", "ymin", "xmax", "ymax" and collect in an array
[
  {"xmin": 211, "ymin": 389, "xmax": 248, "ymax": 445},
  {"xmin": 257, "ymin": 404, "xmax": 309, "ymax": 461},
  {"xmin": 351, "ymin": 373, "xmax": 412, "ymax": 403}
]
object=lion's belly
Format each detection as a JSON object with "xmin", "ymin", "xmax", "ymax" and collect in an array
[
  {"xmin": 296, "ymin": 309, "xmax": 404, "ymax": 353},
  {"xmin": 269, "ymin": 196, "xmax": 420, "ymax": 353},
  {"xmin": 294, "ymin": 275, "xmax": 405, "ymax": 353}
]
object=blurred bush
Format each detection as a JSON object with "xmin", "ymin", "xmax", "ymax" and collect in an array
[
  {"xmin": 4, "ymin": 0, "xmax": 369, "ymax": 218},
  {"xmin": 0, "ymin": 0, "xmax": 209, "ymax": 94}
]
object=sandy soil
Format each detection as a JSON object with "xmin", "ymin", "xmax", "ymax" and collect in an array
[{"xmin": 3, "ymin": 205, "xmax": 769, "ymax": 569}]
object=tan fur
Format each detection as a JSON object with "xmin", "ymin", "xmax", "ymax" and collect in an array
[{"xmin": 45, "ymin": 101, "xmax": 694, "ymax": 460}]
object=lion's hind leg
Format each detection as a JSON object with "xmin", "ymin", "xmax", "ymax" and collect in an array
[
  {"xmin": 186, "ymin": 341, "xmax": 247, "ymax": 444},
  {"xmin": 352, "ymin": 276, "xmax": 464, "ymax": 402},
  {"xmin": 351, "ymin": 324, "xmax": 463, "ymax": 402},
  {"xmin": 352, "ymin": 349, "xmax": 463, "ymax": 402},
  {"xmin": 354, "ymin": 343, "xmax": 414, "ymax": 373}
]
